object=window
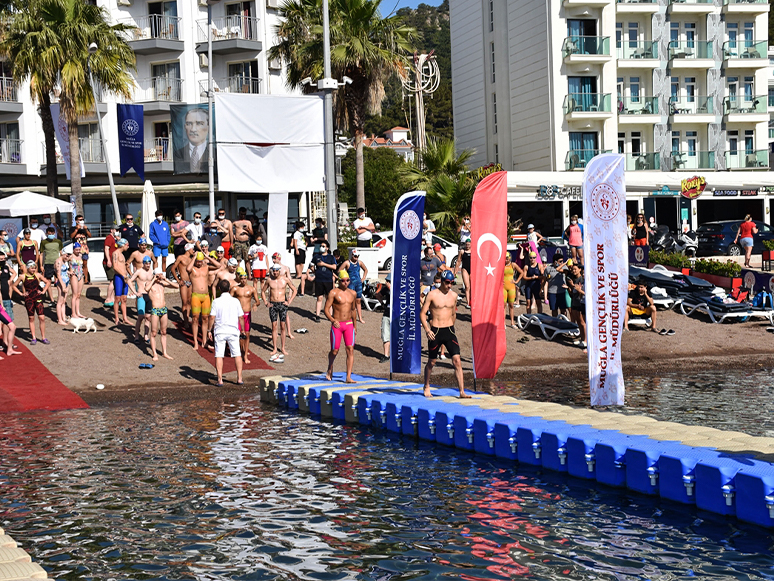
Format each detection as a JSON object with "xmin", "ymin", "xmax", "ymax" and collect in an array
[
  {"xmin": 686, "ymin": 131, "xmax": 697, "ymax": 156},
  {"xmin": 685, "ymin": 23, "xmax": 695, "ymax": 48},
  {"xmin": 77, "ymin": 123, "xmax": 102, "ymax": 163},
  {"xmin": 744, "ymin": 76, "xmax": 753, "ymax": 101},
  {"xmin": 630, "ymin": 77, "xmax": 640, "ymax": 102},
  {"xmin": 728, "ymin": 23, "xmax": 738, "ymax": 50},
  {"xmin": 148, "ymin": 1, "xmax": 178, "ymax": 39},
  {"xmin": 226, "ymin": 1, "xmax": 256, "ymax": 40},
  {"xmin": 492, "ymin": 93, "xmax": 497, "ymax": 134},
  {"xmin": 745, "ymin": 129, "xmax": 754, "ymax": 153},
  {"xmin": 670, "ymin": 23, "xmax": 679, "ymax": 46},
  {"xmin": 631, "ymin": 131, "xmax": 641, "ymax": 155},
  {"xmin": 617, "ymin": 77, "xmax": 624, "ymax": 103},
  {"xmin": 685, "ymin": 77, "xmax": 695, "ymax": 103},
  {"xmin": 494, "ymin": 143, "xmax": 499, "ymax": 164},
  {"xmin": 489, "ymin": 0, "xmax": 494, "ymax": 32},
  {"xmin": 227, "ymin": 61, "xmax": 259, "ymax": 93},
  {"xmin": 618, "ymin": 132, "xmax": 625, "ymax": 154},
  {"xmin": 744, "ymin": 22, "xmax": 753, "ymax": 47},
  {"xmin": 729, "ymin": 130, "xmax": 739, "ymax": 155},
  {"xmin": 670, "ymin": 77, "xmax": 679, "ymax": 103},
  {"xmin": 0, "ymin": 122, "xmax": 20, "ymax": 163},
  {"xmin": 616, "ymin": 23, "xmax": 622, "ymax": 49},
  {"xmin": 628, "ymin": 22, "xmax": 638, "ymax": 48},
  {"xmin": 151, "ymin": 61, "xmax": 181, "ymax": 101},
  {"xmin": 672, "ymin": 131, "xmax": 681, "ymax": 153},
  {"xmin": 490, "ymin": 42, "xmax": 495, "ymax": 83}
]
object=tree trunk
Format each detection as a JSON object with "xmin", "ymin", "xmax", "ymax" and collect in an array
[
  {"xmin": 354, "ymin": 130, "xmax": 365, "ymax": 211},
  {"xmin": 68, "ymin": 122, "xmax": 83, "ymax": 217},
  {"xmin": 38, "ymin": 94, "xmax": 59, "ymax": 198}
]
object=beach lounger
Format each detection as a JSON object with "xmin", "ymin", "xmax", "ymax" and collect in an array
[
  {"xmin": 678, "ymin": 293, "xmax": 774, "ymax": 324},
  {"xmin": 517, "ymin": 313, "xmax": 580, "ymax": 341}
]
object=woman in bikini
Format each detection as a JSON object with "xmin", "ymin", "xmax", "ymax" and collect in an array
[
  {"xmin": 16, "ymin": 229, "xmax": 38, "ymax": 274},
  {"xmin": 22, "ymin": 261, "xmax": 49, "ymax": 344},
  {"xmin": 70, "ymin": 243, "xmax": 85, "ymax": 318},
  {"xmin": 54, "ymin": 248, "xmax": 73, "ymax": 324}
]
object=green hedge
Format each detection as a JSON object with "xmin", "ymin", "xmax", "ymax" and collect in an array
[
  {"xmin": 692, "ymin": 259, "xmax": 741, "ymax": 278},
  {"xmin": 648, "ymin": 250, "xmax": 691, "ymax": 270}
]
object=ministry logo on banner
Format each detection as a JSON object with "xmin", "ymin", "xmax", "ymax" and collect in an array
[
  {"xmin": 390, "ymin": 191, "xmax": 425, "ymax": 375},
  {"xmin": 117, "ymin": 104, "xmax": 145, "ymax": 181},
  {"xmin": 582, "ymin": 154, "xmax": 627, "ymax": 406}
]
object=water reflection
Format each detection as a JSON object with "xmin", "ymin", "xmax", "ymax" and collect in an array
[
  {"xmin": 493, "ymin": 368, "xmax": 774, "ymax": 437},
  {"xmin": 0, "ymin": 396, "xmax": 774, "ymax": 580}
]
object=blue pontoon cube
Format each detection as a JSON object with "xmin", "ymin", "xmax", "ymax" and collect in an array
[
  {"xmin": 625, "ymin": 441, "xmax": 687, "ymax": 496},
  {"xmin": 658, "ymin": 447, "xmax": 721, "ymax": 504},
  {"xmin": 733, "ymin": 461, "xmax": 774, "ymax": 527},
  {"xmin": 695, "ymin": 455, "xmax": 752, "ymax": 516}
]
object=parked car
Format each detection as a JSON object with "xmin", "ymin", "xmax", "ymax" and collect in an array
[
  {"xmin": 85, "ymin": 237, "xmax": 107, "ymax": 283},
  {"xmin": 371, "ymin": 231, "xmax": 459, "ymax": 271},
  {"xmin": 696, "ymin": 220, "xmax": 774, "ymax": 256}
]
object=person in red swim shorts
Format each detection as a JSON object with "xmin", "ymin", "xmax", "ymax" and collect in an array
[{"xmin": 324, "ymin": 270, "xmax": 357, "ymax": 383}]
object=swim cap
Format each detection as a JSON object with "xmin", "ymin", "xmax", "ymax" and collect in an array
[
  {"xmin": 236, "ymin": 267, "xmax": 247, "ymax": 277},
  {"xmin": 209, "ymin": 251, "xmax": 218, "ymax": 258},
  {"xmin": 270, "ymin": 264, "xmax": 281, "ymax": 271},
  {"xmin": 433, "ymin": 243, "xmax": 441, "ymax": 251},
  {"xmin": 200, "ymin": 240, "xmax": 209, "ymax": 247},
  {"xmin": 441, "ymin": 270, "xmax": 455, "ymax": 282},
  {"xmin": 272, "ymin": 252, "xmax": 281, "ymax": 260},
  {"xmin": 117, "ymin": 238, "xmax": 128, "ymax": 247},
  {"xmin": 338, "ymin": 270, "xmax": 350, "ymax": 280},
  {"xmin": 73, "ymin": 242, "xmax": 81, "ymax": 249},
  {"xmin": 529, "ymin": 251, "xmax": 537, "ymax": 258},
  {"xmin": 228, "ymin": 257, "xmax": 238, "ymax": 266},
  {"xmin": 528, "ymin": 224, "xmax": 535, "ymax": 229},
  {"xmin": 139, "ymin": 238, "xmax": 147, "ymax": 245},
  {"xmin": 196, "ymin": 252, "xmax": 204, "ymax": 261},
  {"xmin": 185, "ymin": 243, "xmax": 194, "ymax": 251},
  {"xmin": 142, "ymin": 256, "xmax": 152, "ymax": 263}
]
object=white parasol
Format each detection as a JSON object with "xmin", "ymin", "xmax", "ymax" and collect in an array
[
  {"xmin": 0, "ymin": 191, "xmax": 74, "ymax": 217},
  {"xmin": 140, "ymin": 180, "xmax": 158, "ymax": 238}
]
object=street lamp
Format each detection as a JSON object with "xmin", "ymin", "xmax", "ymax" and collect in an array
[
  {"xmin": 206, "ymin": 0, "xmax": 220, "ymax": 221},
  {"xmin": 87, "ymin": 42, "xmax": 120, "ymax": 227}
]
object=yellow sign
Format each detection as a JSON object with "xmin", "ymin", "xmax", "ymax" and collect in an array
[{"xmin": 680, "ymin": 175, "xmax": 706, "ymax": 199}]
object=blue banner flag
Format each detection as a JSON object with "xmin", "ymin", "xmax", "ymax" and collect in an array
[
  {"xmin": 117, "ymin": 104, "xmax": 144, "ymax": 181},
  {"xmin": 389, "ymin": 190, "xmax": 426, "ymax": 375}
]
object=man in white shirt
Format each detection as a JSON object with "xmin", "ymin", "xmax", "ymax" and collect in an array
[
  {"xmin": 19, "ymin": 217, "xmax": 45, "ymax": 245},
  {"xmin": 353, "ymin": 207, "xmax": 375, "ymax": 248},
  {"xmin": 185, "ymin": 212, "xmax": 204, "ymax": 250},
  {"xmin": 423, "ymin": 212, "xmax": 436, "ymax": 246},
  {"xmin": 208, "ymin": 278, "xmax": 244, "ymax": 386},
  {"xmin": 174, "ymin": 108, "xmax": 209, "ymax": 174}
]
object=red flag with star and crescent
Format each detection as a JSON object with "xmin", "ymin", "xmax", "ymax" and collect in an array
[{"xmin": 470, "ymin": 171, "xmax": 507, "ymax": 379}]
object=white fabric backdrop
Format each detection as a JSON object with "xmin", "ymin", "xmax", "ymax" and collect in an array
[
  {"xmin": 217, "ymin": 144, "xmax": 324, "ymax": 192},
  {"xmin": 583, "ymin": 154, "xmax": 627, "ymax": 407},
  {"xmin": 267, "ymin": 191, "xmax": 289, "ymax": 265}
]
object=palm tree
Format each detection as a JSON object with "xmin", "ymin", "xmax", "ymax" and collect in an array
[
  {"xmin": 426, "ymin": 172, "xmax": 475, "ymax": 233},
  {"xmin": 402, "ymin": 136, "xmax": 474, "ymax": 190},
  {"xmin": 1, "ymin": 0, "xmax": 60, "ymax": 198},
  {"xmin": 269, "ymin": 0, "xmax": 415, "ymax": 211},
  {"xmin": 2, "ymin": 0, "xmax": 135, "ymax": 214}
]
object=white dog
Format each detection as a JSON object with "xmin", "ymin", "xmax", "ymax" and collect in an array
[{"xmin": 69, "ymin": 317, "xmax": 97, "ymax": 334}]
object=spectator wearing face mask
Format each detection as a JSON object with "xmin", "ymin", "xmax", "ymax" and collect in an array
[
  {"xmin": 42, "ymin": 214, "xmax": 63, "ymax": 240},
  {"xmin": 564, "ymin": 215, "xmax": 584, "ymax": 267},
  {"xmin": 39, "ymin": 226, "xmax": 63, "ymax": 302},
  {"xmin": 19, "ymin": 217, "xmax": 45, "ymax": 245},
  {"xmin": 202, "ymin": 219, "xmax": 223, "ymax": 251},
  {"xmin": 0, "ymin": 230, "xmax": 13, "ymax": 262},
  {"xmin": 212, "ymin": 209, "xmax": 233, "ymax": 258},
  {"xmin": 353, "ymin": 208, "xmax": 375, "ymax": 248},
  {"xmin": 185, "ymin": 212, "xmax": 204, "ymax": 251},
  {"xmin": 171, "ymin": 210, "xmax": 190, "ymax": 258},
  {"xmin": 119, "ymin": 213, "xmax": 144, "ymax": 259},
  {"xmin": 291, "ymin": 220, "xmax": 308, "ymax": 279},
  {"xmin": 148, "ymin": 210, "xmax": 171, "ymax": 271}
]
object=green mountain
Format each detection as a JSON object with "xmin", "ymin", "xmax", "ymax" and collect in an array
[{"xmin": 364, "ymin": 0, "xmax": 453, "ymax": 141}]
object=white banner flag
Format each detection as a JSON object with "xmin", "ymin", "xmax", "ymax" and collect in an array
[
  {"xmin": 50, "ymin": 103, "xmax": 85, "ymax": 180},
  {"xmin": 583, "ymin": 154, "xmax": 627, "ymax": 406}
]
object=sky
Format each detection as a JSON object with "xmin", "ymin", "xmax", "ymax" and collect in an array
[{"xmin": 388, "ymin": 0, "xmax": 443, "ymax": 11}]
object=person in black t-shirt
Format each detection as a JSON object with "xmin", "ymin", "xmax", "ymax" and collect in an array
[
  {"xmin": 625, "ymin": 281, "xmax": 657, "ymax": 332},
  {"xmin": 376, "ymin": 274, "xmax": 391, "ymax": 363},
  {"xmin": 313, "ymin": 242, "xmax": 337, "ymax": 322}
]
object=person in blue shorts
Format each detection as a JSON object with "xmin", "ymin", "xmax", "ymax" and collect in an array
[
  {"xmin": 112, "ymin": 238, "xmax": 130, "ymax": 325},
  {"xmin": 341, "ymin": 248, "xmax": 368, "ymax": 323},
  {"xmin": 149, "ymin": 210, "xmax": 171, "ymax": 271}
]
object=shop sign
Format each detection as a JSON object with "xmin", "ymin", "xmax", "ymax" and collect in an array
[
  {"xmin": 473, "ymin": 162, "xmax": 502, "ymax": 181},
  {"xmin": 740, "ymin": 189, "xmax": 758, "ymax": 197},
  {"xmin": 680, "ymin": 175, "xmax": 706, "ymax": 199},
  {"xmin": 713, "ymin": 190, "xmax": 738, "ymax": 197},
  {"xmin": 651, "ymin": 186, "xmax": 679, "ymax": 196},
  {"xmin": 761, "ymin": 187, "xmax": 774, "ymax": 194},
  {"xmin": 536, "ymin": 185, "xmax": 583, "ymax": 200}
]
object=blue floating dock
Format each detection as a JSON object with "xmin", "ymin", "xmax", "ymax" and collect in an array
[{"xmin": 259, "ymin": 375, "xmax": 774, "ymax": 527}]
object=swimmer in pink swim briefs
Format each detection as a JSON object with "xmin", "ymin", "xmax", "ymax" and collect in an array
[{"xmin": 324, "ymin": 270, "xmax": 358, "ymax": 383}]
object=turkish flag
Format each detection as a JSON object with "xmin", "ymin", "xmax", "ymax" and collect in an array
[{"xmin": 470, "ymin": 171, "xmax": 507, "ymax": 379}]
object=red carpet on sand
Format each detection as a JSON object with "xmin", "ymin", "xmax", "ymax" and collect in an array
[
  {"xmin": 0, "ymin": 343, "xmax": 89, "ymax": 412},
  {"xmin": 174, "ymin": 321, "xmax": 273, "ymax": 372}
]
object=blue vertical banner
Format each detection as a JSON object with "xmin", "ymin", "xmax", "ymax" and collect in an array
[
  {"xmin": 117, "ymin": 104, "xmax": 144, "ymax": 181},
  {"xmin": 390, "ymin": 190, "xmax": 426, "ymax": 375}
]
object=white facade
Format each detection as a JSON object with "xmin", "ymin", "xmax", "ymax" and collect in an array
[
  {"xmin": 450, "ymin": 0, "xmax": 771, "ymax": 174},
  {"xmin": 0, "ymin": 0, "xmax": 294, "ymax": 185}
]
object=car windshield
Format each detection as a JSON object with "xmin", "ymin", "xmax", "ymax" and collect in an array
[{"xmin": 697, "ymin": 224, "xmax": 723, "ymax": 233}]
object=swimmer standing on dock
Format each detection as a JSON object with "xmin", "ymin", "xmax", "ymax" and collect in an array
[
  {"xmin": 421, "ymin": 269, "xmax": 470, "ymax": 399},
  {"xmin": 325, "ymin": 270, "xmax": 357, "ymax": 383}
]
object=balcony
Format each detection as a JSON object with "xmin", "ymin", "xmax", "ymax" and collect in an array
[
  {"xmin": 669, "ymin": 0, "xmax": 716, "ymax": 14},
  {"xmin": 668, "ymin": 41, "xmax": 714, "ymax": 67},
  {"xmin": 0, "ymin": 77, "xmax": 22, "ymax": 113},
  {"xmin": 624, "ymin": 152, "xmax": 660, "ymax": 171},
  {"xmin": 144, "ymin": 137, "xmax": 173, "ymax": 172},
  {"xmin": 196, "ymin": 16, "xmax": 262, "ymax": 54},
  {"xmin": 563, "ymin": 0, "xmax": 611, "ymax": 6},
  {"xmin": 121, "ymin": 15, "xmax": 184, "ymax": 54},
  {"xmin": 133, "ymin": 77, "xmax": 183, "ymax": 114},
  {"xmin": 565, "ymin": 149, "xmax": 612, "ymax": 170},
  {"xmin": 722, "ymin": 40, "xmax": 767, "ymax": 67},
  {"xmin": 198, "ymin": 76, "xmax": 262, "ymax": 101},
  {"xmin": 618, "ymin": 96, "xmax": 660, "ymax": 124},
  {"xmin": 670, "ymin": 150, "xmax": 715, "ymax": 170},
  {"xmin": 563, "ymin": 93, "xmax": 613, "ymax": 120},
  {"xmin": 669, "ymin": 96, "xmax": 715, "ymax": 123},
  {"xmin": 616, "ymin": 40, "xmax": 658, "ymax": 66},
  {"xmin": 724, "ymin": 95, "xmax": 768, "ymax": 122},
  {"xmin": 616, "ymin": 0, "xmax": 659, "ymax": 13},
  {"xmin": 723, "ymin": 0, "xmax": 769, "ymax": 13},
  {"xmin": 0, "ymin": 138, "xmax": 25, "ymax": 173},
  {"xmin": 49, "ymin": 138, "xmax": 107, "ymax": 174},
  {"xmin": 561, "ymin": 36, "xmax": 611, "ymax": 64},
  {"xmin": 725, "ymin": 149, "xmax": 768, "ymax": 169}
]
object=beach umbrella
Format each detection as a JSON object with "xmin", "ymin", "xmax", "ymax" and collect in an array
[
  {"xmin": 140, "ymin": 180, "xmax": 158, "ymax": 237},
  {"xmin": 0, "ymin": 190, "xmax": 74, "ymax": 217}
]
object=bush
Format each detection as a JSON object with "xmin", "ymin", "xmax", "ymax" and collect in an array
[
  {"xmin": 648, "ymin": 250, "xmax": 691, "ymax": 270},
  {"xmin": 763, "ymin": 240, "xmax": 774, "ymax": 251},
  {"xmin": 692, "ymin": 258, "xmax": 741, "ymax": 278}
]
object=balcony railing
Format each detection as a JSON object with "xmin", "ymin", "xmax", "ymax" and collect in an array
[
  {"xmin": 668, "ymin": 40, "xmax": 713, "ymax": 59},
  {"xmin": 619, "ymin": 96, "xmax": 658, "ymax": 115},
  {"xmin": 0, "ymin": 77, "xmax": 17, "ymax": 102},
  {"xmin": 122, "ymin": 14, "xmax": 181, "ymax": 41},
  {"xmin": 617, "ymin": 0, "xmax": 657, "ymax": 3},
  {"xmin": 617, "ymin": 40, "xmax": 658, "ymax": 59},
  {"xmin": 722, "ymin": 40, "xmax": 766, "ymax": 59},
  {"xmin": 670, "ymin": 0, "xmax": 714, "ymax": 4},
  {"xmin": 562, "ymin": 36, "xmax": 610, "ymax": 58},
  {"xmin": 563, "ymin": 93, "xmax": 612, "ymax": 114},
  {"xmin": 624, "ymin": 152, "xmax": 660, "ymax": 170},
  {"xmin": 134, "ymin": 77, "xmax": 183, "ymax": 102},
  {"xmin": 198, "ymin": 77, "xmax": 262, "ymax": 100},
  {"xmin": 565, "ymin": 149, "xmax": 612, "ymax": 170},
  {"xmin": 197, "ymin": 16, "xmax": 259, "ymax": 43},
  {"xmin": 723, "ymin": 95, "xmax": 767, "ymax": 114},
  {"xmin": 0, "ymin": 138, "xmax": 22, "ymax": 164},
  {"xmin": 725, "ymin": 149, "xmax": 768, "ymax": 169},
  {"xmin": 768, "ymin": 95, "xmax": 774, "ymax": 107},
  {"xmin": 144, "ymin": 137, "xmax": 172, "ymax": 162},
  {"xmin": 670, "ymin": 150, "xmax": 715, "ymax": 170},
  {"xmin": 48, "ymin": 139, "xmax": 104, "ymax": 164},
  {"xmin": 668, "ymin": 95, "xmax": 714, "ymax": 115},
  {"xmin": 724, "ymin": 0, "xmax": 768, "ymax": 4}
]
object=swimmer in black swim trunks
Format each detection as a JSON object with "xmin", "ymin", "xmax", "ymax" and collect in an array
[{"xmin": 420, "ymin": 269, "xmax": 470, "ymax": 399}]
